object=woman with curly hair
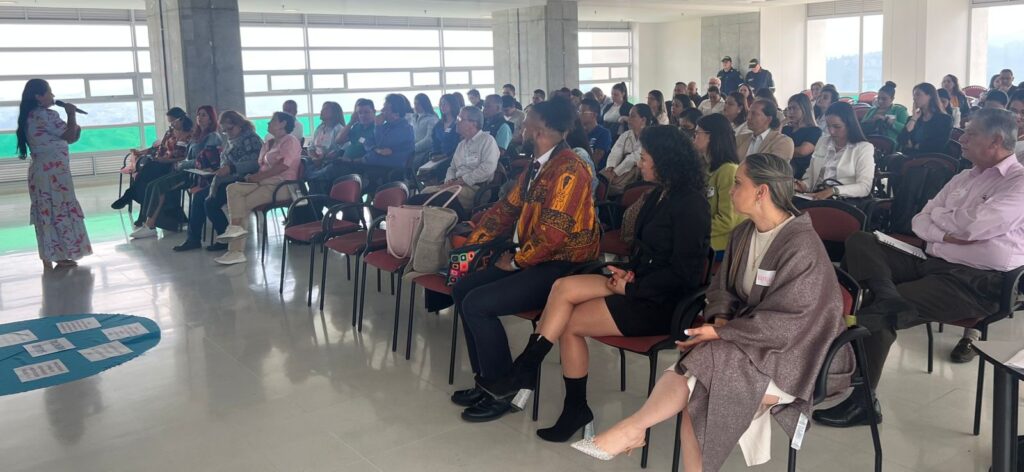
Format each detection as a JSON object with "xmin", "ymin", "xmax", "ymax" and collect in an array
[{"xmin": 477, "ymin": 125, "xmax": 711, "ymax": 443}]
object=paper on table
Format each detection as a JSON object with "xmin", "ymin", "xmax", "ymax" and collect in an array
[
  {"xmin": 102, "ymin": 322, "xmax": 149, "ymax": 341},
  {"xmin": 0, "ymin": 330, "xmax": 38, "ymax": 348},
  {"xmin": 1005, "ymin": 348, "xmax": 1024, "ymax": 370},
  {"xmin": 78, "ymin": 341, "xmax": 133, "ymax": 362},
  {"xmin": 23, "ymin": 337, "xmax": 75, "ymax": 357},
  {"xmin": 56, "ymin": 317, "xmax": 101, "ymax": 334},
  {"xmin": 14, "ymin": 359, "xmax": 69, "ymax": 382}
]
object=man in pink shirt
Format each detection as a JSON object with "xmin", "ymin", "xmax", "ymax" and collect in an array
[{"xmin": 815, "ymin": 108, "xmax": 1024, "ymax": 428}]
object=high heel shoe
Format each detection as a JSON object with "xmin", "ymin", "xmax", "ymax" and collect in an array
[
  {"xmin": 478, "ymin": 334, "xmax": 552, "ymax": 405},
  {"xmin": 570, "ymin": 437, "xmax": 646, "ymax": 461}
]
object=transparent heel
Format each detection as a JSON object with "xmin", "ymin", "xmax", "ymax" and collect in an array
[
  {"xmin": 583, "ymin": 421, "xmax": 595, "ymax": 439},
  {"xmin": 511, "ymin": 388, "xmax": 533, "ymax": 411}
]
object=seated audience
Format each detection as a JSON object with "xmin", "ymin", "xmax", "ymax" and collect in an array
[
  {"xmin": 111, "ymin": 107, "xmax": 189, "ymax": 213},
  {"xmin": 431, "ymin": 94, "xmax": 463, "ymax": 160},
  {"xmin": 900, "ymin": 83, "xmax": 953, "ymax": 154},
  {"xmin": 525, "ymin": 89, "xmax": 545, "ymax": 114},
  {"xmin": 476, "ymin": 125, "xmax": 710, "ymax": 440},
  {"xmin": 483, "ymin": 94, "xmax": 513, "ymax": 154},
  {"xmin": 214, "ymin": 112, "xmax": 303, "ymax": 265},
  {"xmin": 937, "ymin": 89, "xmax": 961, "ymax": 129},
  {"xmin": 678, "ymin": 108, "xmax": 702, "ymax": 139},
  {"xmin": 591, "ymin": 86, "xmax": 613, "ymax": 109},
  {"xmin": 724, "ymin": 92, "xmax": 750, "ymax": 135},
  {"xmin": 602, "ymin": 104, "xmax": 655, "ymax": 196},
  {"xmin": 304, "ymin": 98, "xmax": 375, "ymax": 194},
  {"xmin": 815, "ymin": 84, "xmax": 840, "ymax": 132},
  {"xmin": 580, "ymin": 98, "xmax": 612, "ymax": 169},
  {"xmin": 503, "ymin": 95, "xmax": 527, "ymax": 132},
  {"xmin": 129, "ymin": 116, "xmax": 194, "ymax": 238},
  {"xmin": 697, "ymin": 85, "xmax": 725, "ymax": 116},
  {"xmin": 570, "ymin": 88, "xmax": 584, "ymax": 107},
  {"xmin": 816, "ymin": 108, "xmax": 1024, "ymax": 427},
  {"xmin": 450, "ymin": 97, "xmax": 600, "ymax": 423},
  {"xmin": 702, "ymin": 77, "xmax": 722, "ymax": 102},
  {"xmin": 307, "ymin": 101, "xmax": 346, "ymax": 165},
  {"xmin": 363, "ymin": 93, "xmax": 415, "ymax": 171},
  {"xmin": 647, "ymin": 90, "xmax": 669, "ymax": 125},
  {"xmin": 782, "ymin": 93, "xmax": 824, "ymax": 179},
  {"xmin": 798, "ymin": 102, "xmax": 875, "ymax": 200},
  {"xmin": 942, "ymin": 74, "xmax": 970, "ymax": 125},
  {"xmin": 738, "ymin": 83, "xmax": 754, "ymax": 108},
  {"xmin": 984, "ymin": 90, "xmax": 1009, "ymax": 110},
  {"xmin": 670, "ymin": 94, "xmax": 694, "ymax": 124},
  {"xmin": 418, "ymin": 106, "xmax": 500, "ymax": 212},
  {"xmin": 737, "ymin": 99, "xmax": 795, "ymax": 160},
  {"xmin": 672, "ymin": 81, "xmax": 687, "ymax": 100},
  {"xmin": 411, "ymin": 93, "xmax": 440, "ymax": 168},
  {"xmin": 565, "ymin": 115, "xmax": 600, "ymax": 197},
  {"xmin": 810, "ymin": 81, "xmax": 825, "ymax": 101},
  {"xmin": 694, "ymin": 113, "xmax": 744, "ymax": 254},
  {"xmin": 860, "ymin": 81, "xmax": 908, "ymax": 142},
  {"xmin": 467, "ymin": 88, "xmax": 483, "ymax": 109},
  {"xmin": 1010, "ymin": 91, "xmax": 1024, "ymax": 162},
  {"xmin": 178, "ymin": 111, "xmax": 262, "ymax": 252},
  {"xmin": 575, "ymin": 154, "xmax": 851, "ymax": 471},
  {"xmin": 281, "ymin": 99, "xmax": 304, "ymax": 141},
  {"xmin": 687, "ymin": 81, "xmax": 702, "ymax": 107},
  {"xmin": 995, "ymin": 68, "xmax": 1017, "ymax": 96},
  {"xmin": 601, "ymin": 82, "xmax": 633, "ymax": 141}
]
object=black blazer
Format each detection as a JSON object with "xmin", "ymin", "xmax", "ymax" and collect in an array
[
  {"xmin": 901, "ymin": 112, "xmax": 953, "ymax": 154},
  {"xmin": 625, "ymin": 186, "xmax": 711, "ymax": 307}
]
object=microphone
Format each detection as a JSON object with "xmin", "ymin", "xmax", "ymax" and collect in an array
[{"xmin": 55, "ymin": 100, "xmax": 88, "ymax": 115}]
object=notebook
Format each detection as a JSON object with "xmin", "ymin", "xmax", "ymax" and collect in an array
[{"xmin": 873, "ymin": 231, "xmax": 927, "ymax": 260}]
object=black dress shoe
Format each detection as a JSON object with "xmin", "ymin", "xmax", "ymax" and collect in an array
[
  {"xmin": 111, "ymin": 195, "xmax": 130, "ymax": 210},
  {"xmin": 812, "ymin": 395, "xmax": 883, "ymax": 428},
  {"xmin": 206, "ymin": 242, "xmax": 229, "ymax": 252},
  {"xmin": 460, "ymin": 396, "xmax": 513, "ymax": 423},
  {"xmin": 173, "ymin": 240, "xmax": 202, "ymax": 252},
  {"xmin": 950, "ymin": 337, "xmax": 978, "ymax": 363},
  {"xmin": 451, "ymin": 387, "xmax": 486, "ymax": 407}
]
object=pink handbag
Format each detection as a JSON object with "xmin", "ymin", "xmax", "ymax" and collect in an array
[{"xmin": 385, "ymin": 186, "xmax": 462, "ymax": 259}]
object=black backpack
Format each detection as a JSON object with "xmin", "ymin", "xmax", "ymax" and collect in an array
[{"xmin": 887, "ymin": 161, "xmax": 956, "ymax": 234}]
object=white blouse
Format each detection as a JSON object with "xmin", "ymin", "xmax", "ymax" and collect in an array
[{"xmin": 803, "ymin": 136, "xmax": 876, "ymax": 198}]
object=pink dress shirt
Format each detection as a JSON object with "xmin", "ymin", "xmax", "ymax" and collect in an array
[
  {"xmin": 912, "ymin": 153, "xmax": 1024, "ymax": 271},
  {"xmin": 258, "ymin": 134, "xmax": 302, "ymax": 181}
]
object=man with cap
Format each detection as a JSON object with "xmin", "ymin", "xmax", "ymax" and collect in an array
[
  {"xmin": 745, "ymin": 58, "xmax": 775, "ymax": 92},
  {"xmin": 717, "ymin": 56, "xmax": 743, "ymax": 95}
]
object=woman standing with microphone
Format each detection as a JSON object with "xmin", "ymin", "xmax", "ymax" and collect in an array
[{"xmin": 16, "ymin": 79, "xmax": 92, "ymax": 271}]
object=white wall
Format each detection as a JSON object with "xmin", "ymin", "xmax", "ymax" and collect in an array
[
  {"xmin": 759, "ymin": 4, "xmax": 807, "ymax": 99},
  {"xmin": 636, "ymin": 18, "xmax": 702, "ymax": 97},
  {"xmin": 924, "ymin": 0, "xmax": 969, "ymax": 85},
  {"xmin": 882, "ymin": 0, "xmax": 972, "ymax": 106},
  {"xmin": 700, "ymin": 13, "xmax": 760, "ymax": 85}
]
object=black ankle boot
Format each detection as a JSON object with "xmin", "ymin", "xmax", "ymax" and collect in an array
[
  {"xmin": 111, "ymin": 195, "xmax": 131, "ymax": 210},
  {"xmin": 537, "ymin": 376, "xmax": 594, "ymax": 442},
  {"xmin": 478, "ymin": 334, "xmax": 553, "ymax": 400}
]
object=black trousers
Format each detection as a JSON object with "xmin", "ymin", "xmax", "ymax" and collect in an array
[
  {"xmin": 842, "ymin": 231, "xmax": 1003, "ymax": 387},
  {"xmin": 204, "ymin": 183, "xmax": 230, "ymax": 235},
  {"xmin": 452, "ymin": 261, "xmax": 576, "ymax": 380},
  {"xmin": 125, "ymin": 161, "xmax": 172, "ymax": 204}
]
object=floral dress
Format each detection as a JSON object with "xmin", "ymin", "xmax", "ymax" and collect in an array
[{"xmin": 27, "ymin": 107, "xmax": 92, "ymax": 261}]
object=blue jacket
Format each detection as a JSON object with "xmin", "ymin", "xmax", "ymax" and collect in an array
[
  {"xmin": 364, "ymin": 118, "xmax": 415, "ymax": 169},
  {"xmin": 431, "ymin": 119, "xmax": 460, "ymax": 158}
]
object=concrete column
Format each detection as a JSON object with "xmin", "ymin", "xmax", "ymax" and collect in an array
[
  {"xmin": 144, "ymin": 0, "xmax": 245, "ymax": 127},
  {"xmin": 492, "ymin": 0, "xmax": 579, "ymax": 105}
]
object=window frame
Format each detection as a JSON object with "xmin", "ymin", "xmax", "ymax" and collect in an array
[
  {"xmin": 578, "ymin": 27, "xmax": 633, "ymax": 96},
  {"xmin": 805, "ymin": 12, "xmax": 882, "ymax": 96}
]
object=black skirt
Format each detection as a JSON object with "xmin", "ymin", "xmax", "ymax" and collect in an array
[{"xmin": 605, "ymin": 294, "xmax": 675, "ymax": 337}]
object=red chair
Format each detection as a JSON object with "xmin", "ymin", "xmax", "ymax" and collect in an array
[
  {"xmin": 253, "ymin": 174, "xmax": 308, "ymax": 265},
  {"xmin": 857, "ymin": 91, "xmax": 877, "ymax": 105},
  {"xmin": 599, "ymin": 182, "xmax": 657, "ymax": 257},
  {"xmin": 963, "ymin": 85, "xmax": 986, "ymax": 99},
  {"xmin": 597, "ymin": 181, "xmax": 656, "ymax": 232},
  {"xmin": 839, "ymin": 97, "xmax": 854, "ymax": 104},
  {"xmin": 317, "ymin": 181, "xmax": 407, "ymax": 312},
  {"xmin": 854, "ymin": 105, "xmax": 871, "ymax": 121},
  {"xmin": 950, "ymin": 127, "xmax": 965, "ymax": 141},
  {"xmin": 356, "ymin": 183, "xmax": 412, "ymax": 351},
  {"xmin": 795, "ymin": 199, "xmax": 867, "ymax": 262},
  {"xmin": 278, "ymin": 174, "xmax": 362, "ymax": 306}
]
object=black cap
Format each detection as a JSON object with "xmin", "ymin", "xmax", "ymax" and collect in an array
[
  {"xmin": 721, "ymin": 56, "xmax": 732, "ymax": 63},
  {"xmin": 748, "ymin": 58, "xmax": 759, "ymax": 68}
]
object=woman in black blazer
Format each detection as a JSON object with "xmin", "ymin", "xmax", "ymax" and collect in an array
[
  {"xmin": 476, "ymin": 125, "xmax": 710, "ymax": 442},
  {"xmin": 602, "ymin": 82, "xmax": 634, "ymax": 142},
  {"xmin": 901, "ymin": 82, "xmax": 953, "ymax": 154}
]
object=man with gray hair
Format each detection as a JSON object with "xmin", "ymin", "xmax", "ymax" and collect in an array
[
  {"xmin": 420, "ymin": 106, "xmax": 500, "ymax": 209},
  {"xmin": 815, "ymin": 108, "xmax": 1024, "ymax": 428}
]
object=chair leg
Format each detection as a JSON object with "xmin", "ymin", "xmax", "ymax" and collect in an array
[
  {"xmin": 260, "ymin": 211, "xmax": 268, "ymax": 265},
  {"xmin": 390, "ymin": 272, "xmax": 395, "ymax": 295},
  {"xmin": 405, "ymin": 282, "xmax": 416, "ymax": 360},
  {"xmin": 973, "ymin": 357, "xmax": 985, "ymax": 435},
  {"xmin": 925, "ymin": 323, "xmax": 934, "ymax": 373},
  {"xmin": 377, "ymin": 268, "xmax": 382, "ymax": 293},
  {"xmin": 345, "ymin": 257, "xmax": 351, "ymax": 281},
  {"xmin": 279, "ymin": 240, "xmax": 288, "ymax": 295},
  {"xmin": 619, "ymin": 348, "xmax": 627, "ymax": 392},
  {"xmin": 358, "ymin": 259, "xmax": 369, "ymax": 332},
  {"xmin": 787, "ymin": 447, "xmax": 797, "ymax": 472},
  {"xmin": 532, "ymin": 362, "xmax": 541, "ymax": 421},
  {"xmin": 854, "ymin": 338, "xmax": 883, "ymax": 472},
  {"xmin": 319, "ymin": 245, "xmax": 331, "ymax": 311},
  {"xmin": 391, "ymin": 274, "xmax": 404, "ymax": 352},
  {"xmin": 307, "ymin": 241, "xmax": 318, "ymax": 307},
  {"xmin": 351, "ymin": 253, "xmax": 362, "ymax": 328},
  {"xmin": 634, "ymin": 352, "xmax": 659, "ymax": 466},
  {"xmin": 671, "ymin": 412, "xmax": 683, "ymax": 472},
  {"xmin": 937, "ymin": 322, "xmax": 944, "ymax": 333},
  {"xmin": 448, "ymin": 305, "xmax": 460, "ymax": 385}
]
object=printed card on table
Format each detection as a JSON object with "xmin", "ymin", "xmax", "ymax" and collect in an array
[
  {"xmin": 56, "ymin": 317, "xmax": 101, "ymax": 334},
  {"xmin": 78, "ymin": 341, "xmax": 133, "ymax": 362},
  {"xmin": 23, "ymin": 337, "xmax": 75, "ymax": 357},
  {"xmin": 102, "ymin": 322, "xmax": 149, "ymax": 341},
  {"xmin": 0, "ymin": 330, "xmax": 38, "ymax": 348},
  {"xmin": 14, "ymin": 359, "xmax": 69, "ymax": 383}
]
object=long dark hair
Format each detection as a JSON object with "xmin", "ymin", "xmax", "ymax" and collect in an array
[
  {"xmin": 944, "ymin": 74, "xmax": 964, "ymax": 97},
  {"xmin": 787, "ymin": 93, "xmax": 816, "ymax": 128},
  {"xmin": 566, "ymin": 118, "xmax": 593, "ymax": 157},
  {"xmin": 16, "ymin": 78, "xmax": 50, "ymax": 159},
  {"xmin": 631, "ymin": 103, "xmax": 656, "ymax": 128},
  {"xmin": 414, "ymin": 93, "xmax": 435, "ymax": 116},
  {"xmin": 824, "ymin": 102, "xmax": 867, "ymax": 144},
  {"xmin": 613, "ymin": 82, "xmax": 629, "ymax": 103},
  {"xmin": 193, "ymin": 104, "xmax": 219, "ymax": 141},
  {"xmin": 319, "ymin": 101, "xmax": 344, "ymax": 127},
  {"xmin": 697, "ymin": 113, "xmax": 740, "ymax": 172},
  {"xmin": 914, "ymin": 82, "xmax": 947, "ymax": 116},
  {"xmin": 639, "ymin": 125, "xmax": 705, "ymax": 193},
  {"xmin": 727, "ymin": 92, "xmax": 749, "ymax": 126},
  {"xmin": 647, "ymin": 89, "xmax": 666, "ymax": 117},
  {"xmin": 439, "ymin": 93, "xmax": 464, "ymax": 124}
]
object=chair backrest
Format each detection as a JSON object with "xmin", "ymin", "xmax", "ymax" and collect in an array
[
  {"xmin": 865, "ymin": 134, "xmax": 896, "ymax": 158},
  {"xmin": 888, "ymin": 155, "xmax": 957, "ymax": 234},
  {"xmin": 508, "ymin": 158, "xmax": 532, "ymax": 180},
  {"xmin": 963, "ymin": 85, "xmax": 986, "ymax": 99},
  {"xmin": 802, "ymin": 89, "xmax": 813, "ymax": 99},
  {"xmin": 701, "ymin": 248, "xmax": 715, "ymax": 285},
  {"xmin": 619, "ymin": 182, "xmax": 657, "ymax": 209},
  {"xmin": 371, "ymin": 181, "xmax": 410, "ymax": 215},
  {"xmin": 945, "ymin": 140, "xmax": 963, "ymax": 160},
  {"xmin": 857, "ymin": 91, "xmax": 877, "ymax": 105},
  {"xmin": 595, "ymin": 174, "xmax": 609, "ymax": 203},
  {"xmin": 839, "ymin": 97, "xmax": 854, "ymax": 104},
  {"xmin": 802, "ymin": 200, "xmax": 867, "ymax": 243},
  {"xmin": 903, "ymin": 153, "xmax": 959, "ymax": 175},
  {"xmin": 854, "ymin": 106, "xmax": 870, "ymax": 121},
  {"xmin": 329, "ymin": 174, "xmax": 363, "ymax": 203},
  {"xmin": 950, "ymin": 127, "xmax": 965, "ymax": 141},
  {"xmin": 834, "ymin": 267, "xmax": 863, "ymax": 318}
]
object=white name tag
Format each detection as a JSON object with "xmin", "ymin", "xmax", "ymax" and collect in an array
[
  {"xmin": 790, "ymin": 413, "xmax": 808, "ymax": 450},
  {"xmin": 358, "ymin": 137, "xmax": 366, "ymax": 144},
  {"xmin": 706, "ymin": 186, "xmax": 715, "ymax": 198},
  {"xmin": 755, "ymin": 269, "xmax": 776, "ymax": 287}
]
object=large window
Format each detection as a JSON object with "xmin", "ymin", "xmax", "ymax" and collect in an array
[
  {"xmin": 806, "ymin": 14, "xmax": 883, "ymax": 95},
  {"xmin": 969, "ymin": 3, "xmax": 1024, "ymax": 87},
  {"xmin": 0, "ymin": 14, "xmax": 154, "ymax": 159},
  {"xmin": 578, "ymin": 29, "xmax": 632, "ymax": 97},
  {"xmin": 240, "ymin": 17, "xmax": 494, "ymax": 134}
]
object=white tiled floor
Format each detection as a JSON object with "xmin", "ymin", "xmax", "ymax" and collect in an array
[{"xmin": 0, "ymin": 179, "xmax": 1021, "ymax": 472}]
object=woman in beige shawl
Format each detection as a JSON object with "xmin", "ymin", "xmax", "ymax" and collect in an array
[{"xmin": 573, "ymin": 153, "xmax": 853, "ymax": 471}]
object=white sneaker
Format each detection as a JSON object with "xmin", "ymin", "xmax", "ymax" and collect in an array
[
  {"xmin": 130, "ymin": 226, "xmax": 157, "ymax": 239},
  {"xmin": 214, "ymin": 251, "xmax": 247, "ymax": 265},
  {"xmin": 216, "ymin": 225, "xmax": 248, "ymax": 242}
]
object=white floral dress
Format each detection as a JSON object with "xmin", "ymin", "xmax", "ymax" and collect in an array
[{"xmin": 27, "ymin": 107, "xmax": 92, "ymax": 261}]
